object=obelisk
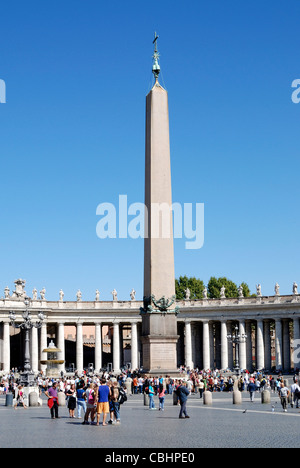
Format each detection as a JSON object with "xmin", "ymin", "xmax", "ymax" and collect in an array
[{"xmin": 141, "ymin": 34, "xmax": 179, "ymax": 375}]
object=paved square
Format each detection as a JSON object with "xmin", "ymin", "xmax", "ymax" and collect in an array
[{"xmin": 1, "ymin": 391, "xmax": 300, "ymax": 449}]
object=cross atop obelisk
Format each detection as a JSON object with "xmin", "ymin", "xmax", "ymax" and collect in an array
[{"xmin": 152, "ymin": 32, "xmax": 160, "ymax": 81}]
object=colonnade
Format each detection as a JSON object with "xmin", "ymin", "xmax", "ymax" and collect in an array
[
  {"xmin": 0, "ymin": 320, "xmax": 140, "ymax": 375},
  {"xmin": 1, "ymin": 294, "xmax": 300, "ymax": 374},
  {"xmin": 182, "ymin": 317, "xmax": 300, "ymax": 372}
]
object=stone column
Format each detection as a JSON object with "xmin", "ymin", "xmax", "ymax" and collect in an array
[
  {"xmin": 256, "ymin": 320, "xmax": 265, "ymax": 370},
  {"xmin": 227, "ymin": 322, "xmax": 234, "ymax": 369},
  {"xmin": 275, "ymin": 319, "xmax": 283, "ymax": 371},
  {"xmin": 220, "ymin": 321, "xmax": 229, "ymax": 370},
  {"xmin": 209, "ymin": 323, "xmax": 214, "ymax": 369},
  {"xmin": 293, "ymin": 317, "xmax": 300, "ymax": 343},
  {"xmin": 113, "ymin": 322, "xmax": 120, "ymax": 374},
  {"xmin": 131, "ymin": 322, "xmax": 138, "ymax": 371},
  {"xmin": 203, "ymin": 321, "xmax": 210, "ymax": 370},
  {"xmin": 239, "ymin": 320, "xmax": 247, "ymax": 371},
  {"xmin": 40, "ymin": 322, "xmax": 47, "ymax": 374},
  {"xmin": 214, "ymin": 322, "xmax": 221, "ymax": 369},
  {"xmin": 95, "ymin": 322, "xmax": 102, "ymax": 372},
  {"xmin": 184, "ymin": 321, "xmax": 193, "ymax": 370},
  {"xmin": 76, "ymin": 322, "xmax": 84, "ymax": 374},
  {"xmin": 264, "ymin": 320, "xmax": 272, "ymax": 371},
  {"xmin": 57, "ymin": 322, "xmax": 65, "ymax": 374},
  {"xmin": 293, "ymin": 317, "xmax": 300, "ymax": 370},
  {"xmin": 3, "ymin": 321, "xmax": 10, "ymax": 373},
  {"xmin": 282, "ymin": 319, "xmax": 291, "ymax": 371},
  {"xmin": 31, "ymin": 326, "xmax": 39, "ymax": 374},
  {"xmin": 245, "ymin": 321, "xmax": 253, "ymax": 371}
]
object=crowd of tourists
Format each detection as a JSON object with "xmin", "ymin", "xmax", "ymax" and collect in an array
[{"xmin": 1, "ymin": 367, "xmax": 300, "ymax": 419}]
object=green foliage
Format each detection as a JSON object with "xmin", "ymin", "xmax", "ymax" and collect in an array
[
  {"xmin": 207, "ymin": 277, "xmax": 238, "ymax": 298},
  {"xmin": 175, "ymin": 275, "xmax": 205, "ymax": 300},
  {"xmin": 176, "ymin": 276, "xmax": 252, "ymax": 299}
]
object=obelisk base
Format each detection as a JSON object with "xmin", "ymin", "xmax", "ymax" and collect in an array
[{"xmin": 141, "ymin": 335, "xmax": 180, "ymax": 376}]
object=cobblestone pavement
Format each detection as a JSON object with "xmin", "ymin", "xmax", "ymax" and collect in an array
[{"xmin": 1, "ymin": 391, "xmax": 300, "ymax": 448}]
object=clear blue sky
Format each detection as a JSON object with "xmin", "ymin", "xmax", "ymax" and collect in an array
[{"xmin": 0, "ymin": 0, "xmax": 299, "ymax": 300}]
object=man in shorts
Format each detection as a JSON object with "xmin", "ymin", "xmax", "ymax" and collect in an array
[{"xmin": 96, "ymin": 378, "xmax": 110, "ymax": 426}]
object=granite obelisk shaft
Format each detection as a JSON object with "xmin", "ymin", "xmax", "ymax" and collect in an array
[{"xmin": 142, "ymin": 78, "xmax": 179, "ymax": 374}]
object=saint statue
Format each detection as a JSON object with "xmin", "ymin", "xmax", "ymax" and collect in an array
[
  {"xmin": 130, "ymin": 289, "xmax": 136, "ymax": 301},
  {"xmin": 40, "ymin": 288, "xmax": 46, "ymax": 300},
  {"xmin": 111, "ymin": 289, "xmax": 118, "ymax": 301},
  {"xmin": 76, "ymin": 290, "xmax": 82, "ymax": 302}
]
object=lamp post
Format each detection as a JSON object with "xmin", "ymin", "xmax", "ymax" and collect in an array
[
  {"xmin": 9, "ymin": 297, "xmax": 45, "ymax": 387},
  {"xmin": 227, "ymin": 325, "xmax": 247, "ymax": 376}
]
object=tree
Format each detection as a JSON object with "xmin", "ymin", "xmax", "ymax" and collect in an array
[
  {"xmin": 207, "ymin": 277, "xmax": 251, "ymax": 299},
  {"xmin": 175, "ymin": 275, "xmax": 205, "ymax": 300},
  {"xmin": 176, "ymin": 276, "xmax": 253, "ymax": 299}
]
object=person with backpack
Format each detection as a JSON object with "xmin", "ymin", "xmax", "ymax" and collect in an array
[
  {"xmin": 111, "ymin": 381, "xmax": 122, "ymax": 423},
  {"xmin": 82, "ymin": 383, "xmax": 98, "ymax": 425},
  {"xmin": 247, "ymin": 380, "xmax": 257, "ymax": 402},
  {"xmin": 290, "ymin": 381, "xmax": 300, "ymax": 409}
]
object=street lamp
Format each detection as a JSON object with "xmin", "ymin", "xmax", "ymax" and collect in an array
[
  {"xmin": 227, "ymin": 324, "xmax": 247, "ymax": 376},
  {"xmin": 9, "ymin": 297, "xmax": 45, "ymax": 387}
]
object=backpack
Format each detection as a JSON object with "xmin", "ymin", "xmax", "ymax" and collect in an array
[
  {"xmin": 88, "ymin": 390, "xmax": 95, "ymax": 404},
  {"xmin": 118, "ymin": 388, "xmax": 127, "ymax": 405},
  {"xmin": 295, "ymin": 389, "xmax": 300, "ymax": 399}
]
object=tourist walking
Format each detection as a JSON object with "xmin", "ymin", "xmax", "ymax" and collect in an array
[
  {"xmin": 176, "ymin": 381, "xmax": 190, "ymax": 419},
  {"xmin": 290, "ymin": 381, "xmax": 300, "ymax": 409},
  {"xmin": 148, "ymin": 381, "xmax": 156, "ymax": 410},
  {"xmin": 96, "ymin": 378, "xmax": 110, "ymax": 426},
  {"xmin": 158, "ymin": 384, "xmax": 166, "ymax": 411},
  {"xmin": 199, "ymin": 380, "xmax": 205, "ymax": 399},
  {"xmin": 279, "ymin": 383, "xmax": 290, "ymax": 412},
  {"xmin": 247, "ymin": 380, "xmax": 256, "ymax": 402},
  {"xmin": 45, "ymin": 381, "xmax": 59, "ymax": 419}
]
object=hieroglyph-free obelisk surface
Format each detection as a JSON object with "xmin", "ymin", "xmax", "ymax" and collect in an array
[{"xmin": 141, "ymin": 34, "xmax": 179, "ymax": 374}]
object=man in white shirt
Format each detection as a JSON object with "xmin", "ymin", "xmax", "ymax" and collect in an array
[{"xmin": 279, "ymin": 383, "xmax": 290, "ymax": 412}]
